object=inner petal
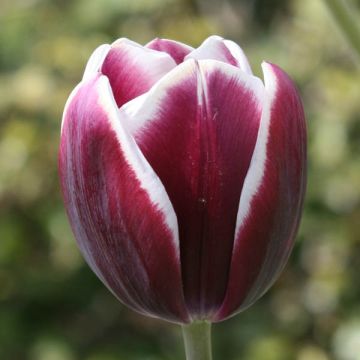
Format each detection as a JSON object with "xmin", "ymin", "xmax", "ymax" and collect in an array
[
  {"xmin": 101, "ymin": 38, "xmax": 177, "ymax": 107},
  {"xmin": 146, "ymin": 38, "xmax": 194, "ymax": 64},
  {"xmin": 185, "ymin": 35, "xmax": 252, "ymax": 71}
]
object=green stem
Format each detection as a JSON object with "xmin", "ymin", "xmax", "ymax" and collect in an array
[
  {"xmin": 181, "ymin": 321, "xmax": 213, "ymax": 360},
  {"xmin": 323, "ymin": 0, "xmax": 360, "ymax": 57}
]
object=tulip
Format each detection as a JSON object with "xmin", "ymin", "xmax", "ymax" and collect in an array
[{"xmin": 59, "ymin": 35, "xmax": 306, "ymax": 359}]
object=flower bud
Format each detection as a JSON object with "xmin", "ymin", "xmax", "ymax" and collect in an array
[{"xmin": 59, "ymin": 36, "xmax": 306, "ymax": 324}]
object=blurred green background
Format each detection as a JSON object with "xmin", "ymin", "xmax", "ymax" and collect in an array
[{"xmin": 1, "ymin": 0, "xmax": 360, "ymax": 359}]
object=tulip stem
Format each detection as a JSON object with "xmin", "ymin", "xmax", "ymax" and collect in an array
[
  {"xmin": 323, "ymin": 0, "xmax": 360, "ymax": 58},
  {"xmin": 181, "ymin": 321, "xmax": 213, "ymax": 360}
]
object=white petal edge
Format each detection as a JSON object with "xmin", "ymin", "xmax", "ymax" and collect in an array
[
  {"xmin": 60, "ymin": 82, "xmax": 82, "ymax": 134},
  {"xmin": 96, "ymin": 75, "xmax": 180, "ymax": 253},
  {"xmin": 223, "ymin": 39, "xmax": 253, "ymax": 74},
  {"xmin": 63, "ymin": 44, "xmax": 111, "ymax": 134},
  {"xmin": 233, "ymin": 62, "xmax": 278, "ymax": 241},
  {"xmin": 83, "ymin": 44, "xmax": 111, "ymax": 81}
]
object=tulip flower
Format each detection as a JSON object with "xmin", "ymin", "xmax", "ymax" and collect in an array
[{"xmin": 59, "ymin": 35, "xmax": 306, "ymax": 359}]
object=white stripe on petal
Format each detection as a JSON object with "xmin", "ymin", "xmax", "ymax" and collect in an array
[
  {"xmin": 96, "ymin": 76, "xmax": 180, "ymax": 251},
  {"xmin": 234, "ymin": 62, "xmax": 277, "ymax": 240}
]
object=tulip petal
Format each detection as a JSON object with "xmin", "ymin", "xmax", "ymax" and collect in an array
[
  {"xmin": 146, "ymin": 38, "xmax": 194, "ymax": 64},
  {"xmin": 82, "ymin": 44, "xmax": 111, "ymax": 81},
  {"xmin": 185, "ymin": 35, "xmax": 253, "ymax": 73},
  {"xmin": 122, "ymin": 59, "xmax": 264, "ymax": 318},
  {"xmin": 59, "ymin": 75, "xmax": 189, "ymax": 323},
  {"xmin": 101, "ymin": 38, "xmax": 177, "ymax": 107},
  {"xmin": 223, "ymin": 39, "xmax": 253, "ymax": 74},
  {"xmin": 215, "ymin": 63, "xmax": 306, "ymax": 321}
]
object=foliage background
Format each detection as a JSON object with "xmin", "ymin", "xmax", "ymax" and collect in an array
[{"xmin": 1, "ymin": 0, "xmax": 360, "ymax": 359}]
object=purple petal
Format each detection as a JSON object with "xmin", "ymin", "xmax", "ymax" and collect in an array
[
  {"xmin": 124, "ymin": 59, "xmax": 264, "ymax": 318},
  {"xmin": 101, "ymin": 38, "xmax": 177, "ymax": 107},
  {"xmin": 185, "ymin": 36, "xmax": 253, "ymax": 73},
  {"xmin": 59, "ymin": 75, "xmax": 189, "ymax": 323},
  {"xmin": 146, "ymin": 38, "xmax": 194, "ymax": 64},
  {"xmin": 214, "ymin": 63, "xmax": 307, "ymax": 321}
]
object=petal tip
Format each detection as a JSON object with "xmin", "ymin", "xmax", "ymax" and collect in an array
[{"xmin": 82, "ymin": 44, "xmax": 111, "ymax": 81}]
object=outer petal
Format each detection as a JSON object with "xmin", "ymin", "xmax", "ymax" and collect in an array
[
  {"xmin": 82, "ymin": 44, "xmax": 111, "ymax": 81},
  {"xmin": 214, "ymin": 63, "xmax": 307, "ymax": 321},
  {"xmin": 121, "ymin": 59, "xmax": 264, "ymax": 318},
  {"xmin": 101, "ymin": 38, "xmax": 177, "ymax": 107},
  {"xmin": 146, "ymin": 38, "xmax": 194, "ymax": 64},
  {"xmin": 59, "ymin": 75, "xmax": 189, "ymax": 323},
  {"xmin": 185, "ymin": 35, "xmax": 253, "ymax": 74}
]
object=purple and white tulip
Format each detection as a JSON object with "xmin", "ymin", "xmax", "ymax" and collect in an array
[{"xmin": 59, "ymin": 36, "xmax": 306, "ymax": 325}]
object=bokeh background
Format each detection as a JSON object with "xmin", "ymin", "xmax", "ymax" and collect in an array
[{"xmin": 1, "ymin": 0, "xmax": 360, "ymax": 359}]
